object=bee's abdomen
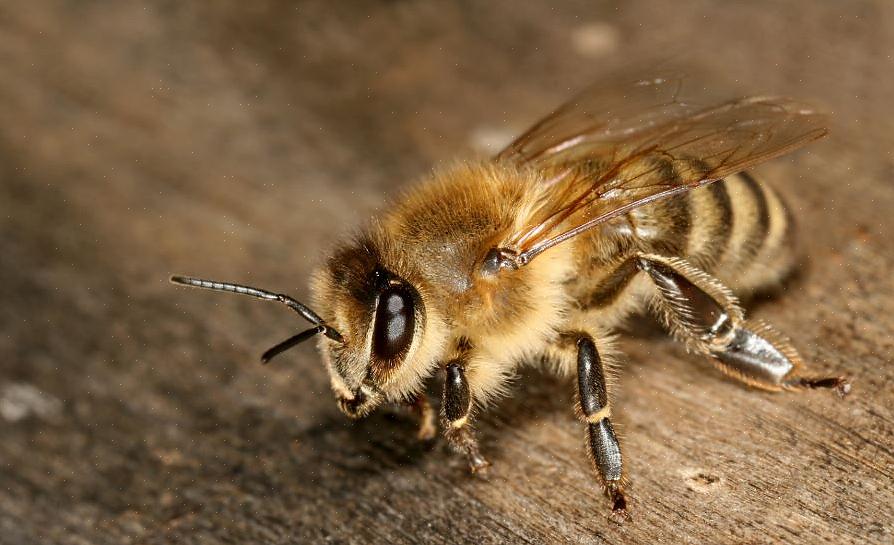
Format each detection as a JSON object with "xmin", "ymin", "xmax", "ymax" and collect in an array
[
  {"xmin": 577, "ymin": 166, "xmax": 797, "ymax": 310},
  {"xmin": 685, "ymin": 172, "xmax": 796, "ymax": 294}
]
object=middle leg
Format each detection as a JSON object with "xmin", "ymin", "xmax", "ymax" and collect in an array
[{"xmin": 572, "ymin": 332, "xmax": 629, "ymax": 520}]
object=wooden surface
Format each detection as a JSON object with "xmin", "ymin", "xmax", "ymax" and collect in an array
[{"xmin": 2, "ymin": 2, "xmax": 893, "ymax": 544}]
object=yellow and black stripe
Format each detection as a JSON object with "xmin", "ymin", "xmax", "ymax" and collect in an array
[
  {"xmin": 575, "ymin": 158, "xmax": 796, "ymax": 309},
  {"xmin": 709, "ymin": 171, "xmax": 796, "ymax": 292}
]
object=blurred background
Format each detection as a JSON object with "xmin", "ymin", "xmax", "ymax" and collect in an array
[{"xmin": 1, "ymin": 2, "xmax": 892, "ymax": 544}]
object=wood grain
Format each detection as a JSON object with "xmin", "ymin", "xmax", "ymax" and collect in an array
[{"xmin": 1, "ymin": 2, "xmax": 892, "ymax": 544}]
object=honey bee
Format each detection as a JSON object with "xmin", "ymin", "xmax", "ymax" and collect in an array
[{"xmin": 171, "ymin": 70, "xmax": 849, "ymax": 520}]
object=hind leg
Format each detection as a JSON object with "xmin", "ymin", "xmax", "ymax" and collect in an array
[{"xmin": 636, "ymin": 253, "xmax": 849, "ymax": 394}]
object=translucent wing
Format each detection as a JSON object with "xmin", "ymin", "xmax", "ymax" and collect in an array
[
  {"xmin": 498, "ymin": 69, "xmax": 695, "ymax": 165},
  {"xmin": 496, "ymin": 73, "xmax": 829, "ymax": 266}
]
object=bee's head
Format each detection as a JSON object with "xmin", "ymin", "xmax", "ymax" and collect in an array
[
  {"xmin": 170, "ymin": 235, "xmax": 446, "ymax": 420},
  {"xmin": 311, "ymin": 236, "xmax": 446, "ymax": 419}
]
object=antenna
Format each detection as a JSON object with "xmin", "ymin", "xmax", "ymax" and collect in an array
[{"xmin": 170, "ymin": 276, "xmax": 344, "ymax": 355}]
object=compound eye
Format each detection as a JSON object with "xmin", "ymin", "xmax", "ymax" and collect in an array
[{"xmin": 372, "ymin": 284, "xmax": 415, "ymax": 361}]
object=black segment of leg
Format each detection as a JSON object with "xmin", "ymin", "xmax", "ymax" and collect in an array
[
  {"xmin": 783, "ymin": 375, "xmax": 851, "ymax": 396},
  {"xmin": 637, "ymin": 256, "xmax": 730, "ymax": 337},
  {"xmin": 711, "ymin": 324, "xmax": 850, "ymax": 396},
  {"xmin": 442, "ymin": 361, "xmax": 489, "ymax": 472},
  {"xmin": 444, "ymin": 361, "xmax": 470, "ymax": 423},
  {"xmin": 577, "ymin": 336, "xmax": 608, "ymax": 417},
  {"xmin": 582, "ymin": 257, "xmax": 640, "ymax": 309},
  {"xmin": 575, "ymin": 334, "xmax": 628, "ymax": 517},
  {"xmin": 713, "ymin": 326, "xmax": 794, "ymax": 385},
  {"xmin": 789, "ymin": 376, "xmax": 845, "ymax": 389},
  {"xmin": 588, "ymin": 420, "xmax": 623, "ymax": 482}
]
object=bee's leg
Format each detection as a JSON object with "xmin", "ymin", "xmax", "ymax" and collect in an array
[
  {"xmin": 442, "ymin": 361, "xmax": 490, "ymax": 473},
  {"xmin": 636, "ymin": 253, "xmax": 850, "ymax": 394},
  {"xmin": 574, "ymin": 333, "xmax": 630, "ymax": 521},
  {"xmin": 406, "ymin": 394, "xmax": 437, "ymax": 441}
]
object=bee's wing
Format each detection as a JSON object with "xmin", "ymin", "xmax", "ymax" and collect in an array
[
  {"xmin": 498, "ymin": 69, "xmax": 695, "ymax": 165},
  {"xmin": 497, "ymin": 75, "xmax": 828, "ymax": 265}
]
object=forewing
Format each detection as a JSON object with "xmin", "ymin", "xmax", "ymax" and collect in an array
[
  {"xmin": 499, "ymin": 85, "xmax": 828, "ymax": 264},
  {"xmin": 498, "ymin": 69, "xmax": 695, "ymax": 165}
]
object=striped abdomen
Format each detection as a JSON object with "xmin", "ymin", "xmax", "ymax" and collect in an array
[
  {"xmin": 574, "ymin": 170, "xmax": 797, "ymax": 310},
  {"xmin": 685, "ymin": 171, "xmax": 796, "ymax": 293}
]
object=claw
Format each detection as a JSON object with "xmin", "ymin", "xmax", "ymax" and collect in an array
[
  {"xmin": 837, "ymin": 379, "xmax": 853, "ymax": 397},
  {"xmin": 785, "ymin": 375, "xmax": 851, "ymax": 397},
  {"xmin": 607, "ymin": 484, "xmax": 631, "ymax": 523},
  {"xmin": 468, "ymin": 449, "xmax": 491, "ymax": 475}
]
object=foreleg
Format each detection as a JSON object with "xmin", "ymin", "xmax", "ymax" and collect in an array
[
  {"xmin": 406, "ymin": 394, "xmax": 437, "ymax": 441},
  {"xmin": 442, "ymin": 360, "xmax": 490, "ymax": 473}
]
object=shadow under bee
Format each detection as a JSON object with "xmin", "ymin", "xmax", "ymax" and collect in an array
[{"xmin": 285, "ymin": 368, "xmax": 576, "ymax": 480}]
